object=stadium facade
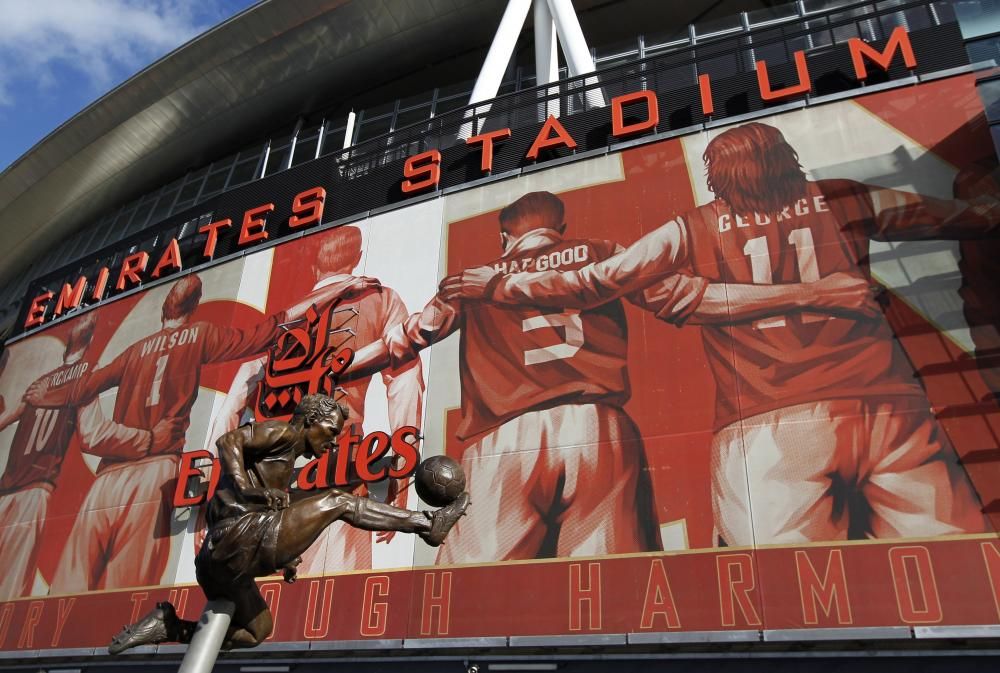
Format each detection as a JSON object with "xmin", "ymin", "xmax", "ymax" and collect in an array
[{"xmin": 1, "ymin": 0, "xmax": 1000, "ymax": 671}]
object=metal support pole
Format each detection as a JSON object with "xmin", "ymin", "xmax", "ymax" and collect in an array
[
  {"xmin": 314, "ymin": 119, "xmax": 326, "ymax": 159},
  {"xmin": 534, "ymin": 0, "xmax": 560, "ymax": 119},
  {"xmin": 177, "ymin": 600, "xmax": 235, "ymax": 673},
  {"xmin": 741, "ymin": 12, "xmax": 756, "ymax": 71},
  {"xmin": 545, "ymin": 0, "xmax": 605, "ymax": 108},
  {"xmin": 342, "ymin": 110, "xmax": 357, "ymax": 149},
  {"xmin": 284, "ymin": 118, "xmax": 303, "ymax": 171},
  {"xmin": 255, "ymin": 140, "xmax": 271, "ymax": 181}
]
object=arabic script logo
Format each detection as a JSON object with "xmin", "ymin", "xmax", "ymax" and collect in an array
[{"xmin": 256, "ymin": 299, "xmax": 356, "ymax": 420}]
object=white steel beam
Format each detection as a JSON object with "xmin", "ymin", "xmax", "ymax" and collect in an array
[
  {"xmin": 463, "ymin": 0, "xmax": 602, "ymax": 138},
  {"xmin": 462, "ymin": 0, "xmax": 532, "ymax": 138},
  {"xmin": 545, "ymin": 0, "xmax": 606, "ymax": 107},
  {"xmin": 534, "ymin": 0, "xmax": 561, "ymax": 118},
  {"xmin": 469, "ymin": 0, "xmax": 533, "ymax": 106}
]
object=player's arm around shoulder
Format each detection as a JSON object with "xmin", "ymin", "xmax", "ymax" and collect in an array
[{"xmin": 0, "ymin": 396, "xmax": 24, "ymax": 432}]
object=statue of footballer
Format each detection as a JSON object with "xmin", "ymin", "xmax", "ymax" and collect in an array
[{"xmin": 109, "ymin": 393, "xmax": 469, "ymax": 652}]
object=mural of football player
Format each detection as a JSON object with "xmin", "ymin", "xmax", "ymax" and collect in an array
[
  {"xmin": 0, "ymin": 313, "xmax": 182, "ymax": 600},
  {"xmin": 27, "ymin": 271, "xmax": 379, "ymax": 593},
  {"xmin": 206, "ymin": 225, "xmax": 424, "ymax": 574},
  {"xmin": 347, "ymin": 191, "xmax": 667, "ymax": 562},
  {"xmin": 442, "ymin": 123, "xmax": 998, "ymax": 545}
]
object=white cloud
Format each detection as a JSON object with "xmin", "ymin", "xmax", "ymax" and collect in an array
[{"xmin": 0, "ymin": 0, "xmax": 220, "ymax": 106}]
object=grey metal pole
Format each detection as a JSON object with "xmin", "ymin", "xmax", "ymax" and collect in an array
[{"xmin": 177, "ymin": 599, "xmax": 235, "ymax": 673}]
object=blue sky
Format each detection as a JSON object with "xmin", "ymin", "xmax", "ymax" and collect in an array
[{"xmin": 0, "ymin": 0, "xmax": 258, "ymax": 172}]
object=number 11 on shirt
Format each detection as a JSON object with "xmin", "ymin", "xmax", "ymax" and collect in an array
[{"xmin": 743, "ymin": 227, "xmax": 829, "ymax": 330}]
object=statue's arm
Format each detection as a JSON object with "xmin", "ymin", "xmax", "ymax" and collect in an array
[{"xmin": 215, "ymin": 423, "xmax": 291, "ymax": 508}]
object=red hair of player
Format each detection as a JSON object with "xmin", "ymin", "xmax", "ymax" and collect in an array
[
  {"xmin": 314, "ymin": 226, "xmax": 363, "ymax": 277},
  {"xmin": 499, "ymin": 191, "xmax": 565, "ymax": 236},
  {"xmin": 65, "ymin": 311, "xmax": 98, "ymax": 358},
  {"xmin": 161, "ymin": 275, "xmax": 203, "ymax": 323},
  {"xmin": 703, "ymin": 122, "xmax": 808, "ymax": 217}
]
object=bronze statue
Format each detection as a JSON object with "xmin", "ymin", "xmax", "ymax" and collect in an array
[{"xmin": 108, "ymin": 393, "xmax": 469, "ymax": 653}]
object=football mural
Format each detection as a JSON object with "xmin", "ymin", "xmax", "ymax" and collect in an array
[{"xmin": 1, "ymin": 73, "xmax": 1000, "ymax": 648}]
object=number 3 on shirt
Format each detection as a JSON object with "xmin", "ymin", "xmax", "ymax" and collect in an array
[
  {"xmin": 147, "ymin": 354, "xmax": 168, "ymax": 407},
  {"xmin": 743, "ymin": 227, "xmax": 827, "ymax": 329},
  {"xmin": 522, "ymin": 310, "xmax": 584, "ymax": 365}
]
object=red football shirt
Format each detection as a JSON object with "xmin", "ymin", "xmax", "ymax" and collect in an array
[
  {"xmin": 385, "ymin": 231, "xmax": 633, "ymax": 439},
  {"xmin": 315, "ymin": 281, "xmax": 420, "ymax": 432},
  {"xmin": 489, "ymin": 180, "xmax": 997, "ymax": 428},
  {"xmin": 679, "ymin": 180, "xmax": 924, "ymax": 426},
  {"xmin": 62, "ymin": 315, "xmax": 284, "ymax": 467},
  {"xmin": 224, "ymin": 280, "xmax": 424, "ymax": 437},
  {"xmin": 0, "ymin": 358, "xmax": 90, "ymax": 491}
]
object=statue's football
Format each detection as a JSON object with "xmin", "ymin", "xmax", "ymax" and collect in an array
[{"xmin": 414, "ymin": 455, "xmax": 466, "ymax": 507}]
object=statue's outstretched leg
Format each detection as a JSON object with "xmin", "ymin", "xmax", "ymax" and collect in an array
[
  {"xmin": 109, "ymin": 580, "xmax": 273, "ymax": 654},
  {"xmin": 109, "ymin": 602, "xmax": 197, "ymax": 654},
  {"xmin": 273, "ymin": 490, "xmax": 469, "ymax": 569}
]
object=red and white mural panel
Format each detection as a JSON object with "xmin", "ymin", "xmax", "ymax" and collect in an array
[{"xmin": 1, "ymin": 74, "xmax": 999, "ymax": 650}]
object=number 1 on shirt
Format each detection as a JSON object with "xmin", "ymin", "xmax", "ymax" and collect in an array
[{"xmin": 147, "ymin": 354, "xmax": 168, "ymax": 407}]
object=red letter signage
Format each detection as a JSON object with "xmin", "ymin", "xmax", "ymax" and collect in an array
[
  {"xmin": 24, "ymin": 292, "xmax": 52, "ymax": 329},
  {"xmin": 466, "ymin": 128, "xmax": 512, "ymax": 173},
  {"xmin": 850, "ymin": 26, "xmax": 916, "ymax": 80},
  {"xmin": 568, "ymin": 562, "xmax": 602, "ymax": 631},
  {"xmin": 756, "ymin": 50, "xmax": 812, "ymax": 102},
  {"xmin": 239, "ymin": 203, "xmax": 275, "ymax": 246},
  {"xmin": 116, "ymin": 252, "xmax": 149, "ymax": 291},
  {"xmin": 173, "ymin": 450, "xmax": 215, "ymax": 507},
  {"xmin": 526, "ymin": 115, "xmax": 578, "ymax": 160},
  {"xmin": 150, "ymin": 239, "xmax": 183, "ymax": 279},
  {"xmin": 289, "ymin": 187, "xmax": 326, "ymax": 229},
  {"xmin": 361, "ymin": 576, "xmax": 390, "ymax": 637},
  {"xmin": 199, "ymin": 218, "xmax": 232, "ymax": 260},
  {"xmin": 612, "ymin": 90, "xmax": 659, "ymax": 138},
  {"xmin": 402, "ymin": 150, "xmax": 441, "ymax": 194},
  {"xmin": 889, "ymin": 546, "xmax": 942, "ymax": 624},
  {"xmin": 795, "ymin": 549, "xmax": 853, "ymax": 625},
  {"xmin": 419, "ymin": 572, "xmax": 452, "ymax": 635},
  {"xmin": 699, "ymin": 73, "xmax": 715, "ymax": 116},
  {"xmin": 639, "ymin": 559, "xmax": 681, "ymax": 630},
  {"xmin": 91, "ymin": 267, "xmax": 110, "ymax": 302},
  {"xmin": 717, "ymin": 553, "xmax": 762, "ymax": 627},
  {"xmin": 54, "ymin": 277, "xmax": 87, "ymax": 317}
]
